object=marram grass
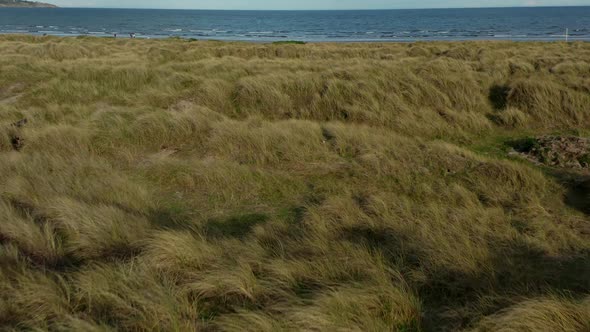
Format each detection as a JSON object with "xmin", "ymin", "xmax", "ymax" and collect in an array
[{"xmin": 0, "ymin": 35, "xmax": 589, "ymax": 331}]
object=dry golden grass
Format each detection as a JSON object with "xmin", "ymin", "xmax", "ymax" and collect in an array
[{"xmin": 0, "ymin": 35, "xmax": 589, "ymax": 331}]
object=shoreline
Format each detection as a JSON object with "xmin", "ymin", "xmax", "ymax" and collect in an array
[{"xmin": 0, "ymin": 32, "xmax": 585, "ymax": 43}]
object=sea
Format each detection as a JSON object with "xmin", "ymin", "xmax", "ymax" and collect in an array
[{"xmin": 0, "ymin": 6, "xmax": 589, "ymax": 42}]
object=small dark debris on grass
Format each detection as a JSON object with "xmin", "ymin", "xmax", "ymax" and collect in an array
[{"xmin": 10, "ymin": 135, "xmax": 24, "ymax": 151}]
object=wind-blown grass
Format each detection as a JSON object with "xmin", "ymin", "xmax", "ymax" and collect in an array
[{"xmin": 0, "ymin": 35, "xmax": 589, "ymax": 331}]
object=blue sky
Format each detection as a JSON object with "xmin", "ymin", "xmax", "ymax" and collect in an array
[{"xmin": 51, "ymin": 0, "xmax": 590, "ymax": 9}]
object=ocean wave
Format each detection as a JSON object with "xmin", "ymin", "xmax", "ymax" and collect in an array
[{"xmin": 1, "ymin": 8, "xmax": 589, "ymax": 42}]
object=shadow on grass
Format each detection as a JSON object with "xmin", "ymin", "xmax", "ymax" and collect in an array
[
  {"xmin": 149, "ymin": 208, "xmax": 189, "ymax": 229},
  {"xmin": 489, "ymin": 84, "xmax": 511, "ymax": 110},
  {"xmin": 565, "ymin": 179, "xmax": 590, "ymax": 214},
  {"xmin": 150, "ymin": 201, "xmax": 270, "ymax": 239},
  {"xmin": 342, "ymin": 225, "xmax": 421, "ymax": 267},
  {"xmin": 542, "ymin": 168, "xmax": 590, "ymax": 215},
  {"xmin": 204, "ymin": 213, "xmax": 269, "ymax": 239},
  {"xmin": 148, "ymin": 198, "xmax": 195, "ymax": 230},
  {"xmin": 341, "ymin": 223, "xmax": 589, "ymax": 331},
  {"xmin": 420, "ymin": 242, "xmax": 590, "ymax": 331},
  {"xmin": 505, "ymin": 136, "xmax": 538, "ymax": 153},
  {"xmin": 486, "ymin": 84, "xmax": 512, "ymax": 125}
]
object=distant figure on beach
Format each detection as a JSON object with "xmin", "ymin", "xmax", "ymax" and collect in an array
[
  {"xmin": 114, "ymin": 33, "xmax": 117, "ymax": 38},
  {"xmin": 129, "ymin": 33, "xmax": 136, "ymax": 38}
]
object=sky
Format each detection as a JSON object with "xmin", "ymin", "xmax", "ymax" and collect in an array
[{"xmin": 51, "ymin": 0, "xmax": 590, "ymax": 9}]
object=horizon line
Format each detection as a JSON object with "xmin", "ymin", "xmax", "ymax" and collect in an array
[{"xmin": 35, "ymin": 5, "xmax": 590, "ymax": 11}]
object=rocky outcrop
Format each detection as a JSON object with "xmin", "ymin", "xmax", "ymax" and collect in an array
[{"xmin": 0, "ymin": 0, "xmax": 57, "ymax": 7}]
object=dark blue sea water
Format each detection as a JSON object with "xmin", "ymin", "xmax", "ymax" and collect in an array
[{"xmin": 0, "ymin": 7, "xmax": 589, "ymax": 42}]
